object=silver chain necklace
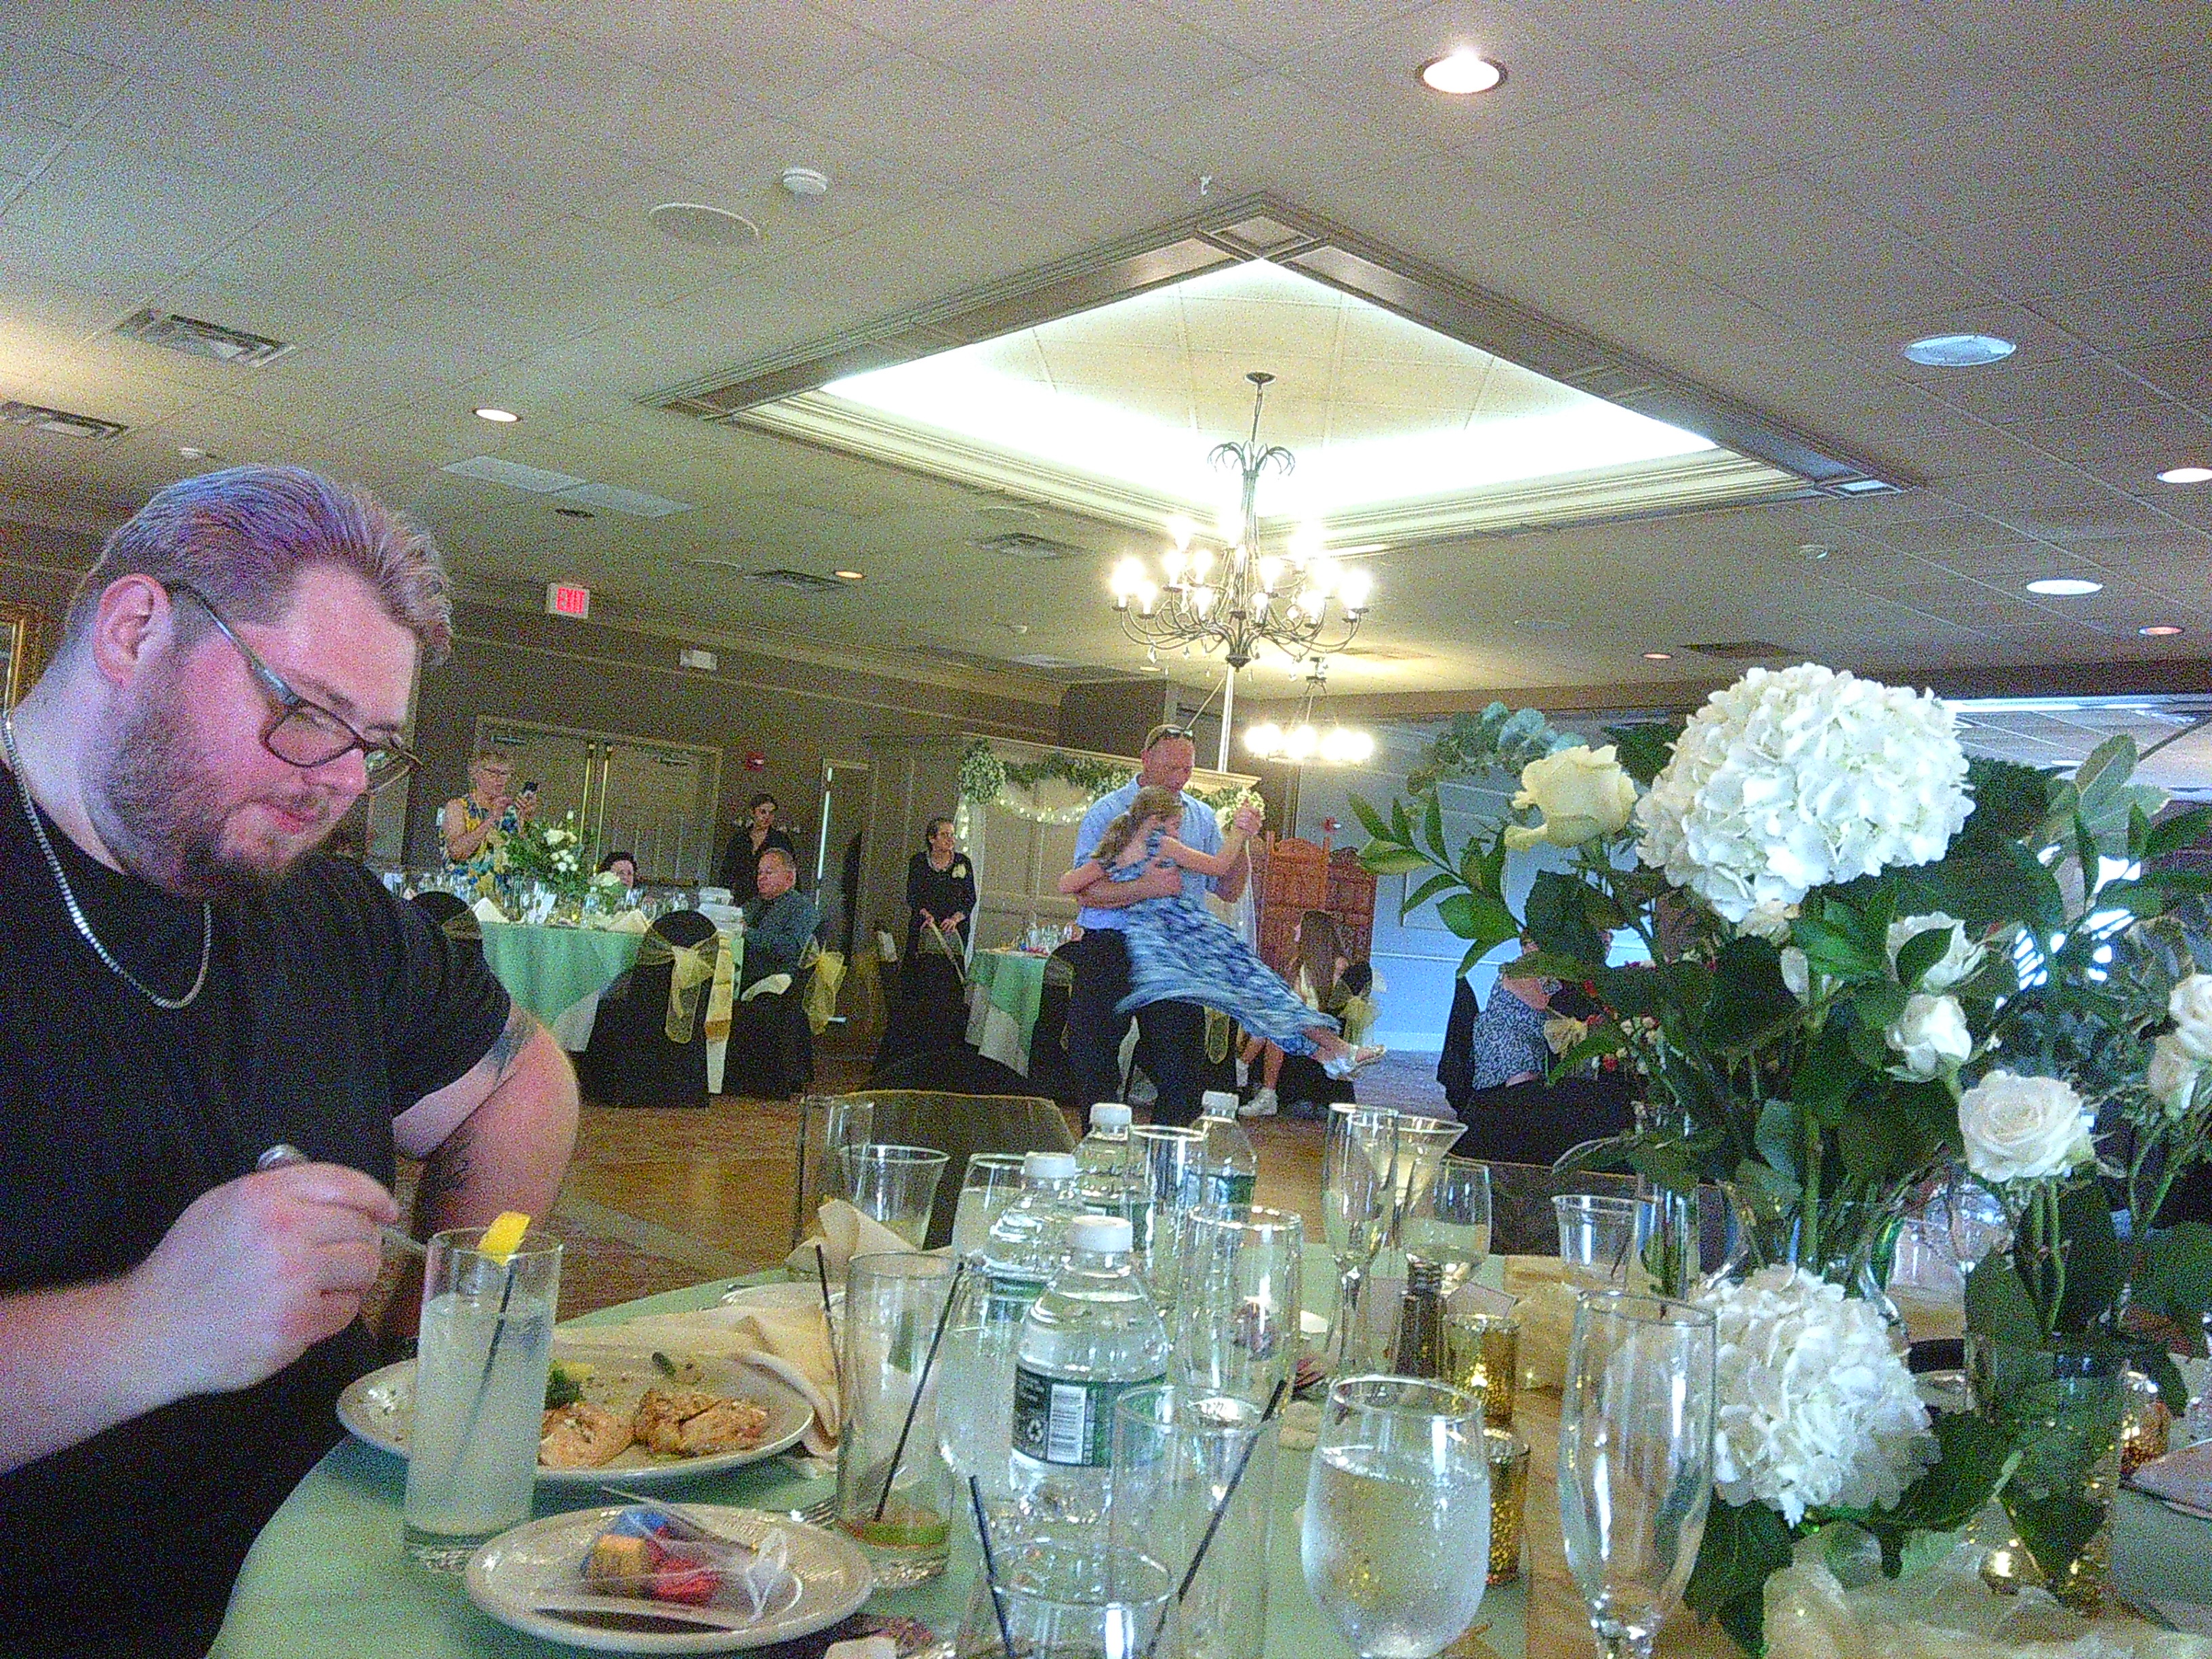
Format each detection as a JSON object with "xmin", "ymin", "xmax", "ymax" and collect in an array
[{"xmin": 2, "ymin": 709, "xmax": 211, "ymax": 1010}]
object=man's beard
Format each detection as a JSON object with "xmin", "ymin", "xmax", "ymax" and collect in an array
[{"xmin": 91, "ymin": 687, "xmax": 329, "ymax": 902}]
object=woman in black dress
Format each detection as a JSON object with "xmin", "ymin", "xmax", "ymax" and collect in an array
[
  {"xmin": 717, "ymin": 792, "xmax": 798, "ymax": 899},
  {"xmin": 905, "ymin": 815, "xmax": 976, "ymax": 968},
  {"xmin": 875, "ymin": 816, "xmax": 976, "ymax": 1069}
]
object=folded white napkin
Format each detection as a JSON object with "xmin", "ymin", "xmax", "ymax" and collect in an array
[
  {"xmin": 741, "ymin": 972, "xmax": 793, "ymax": 1002},
  {"xmin": 2132, "ymin": 1439, "xmax": 2212, "ymax": 1513},
  {"xmin": 556, "ymin": 1304, "xmax": 842, "ymax": 1457},
  {"xmin": 603, "ymin": 908, "xmax": 650, "ymax": 935},
  {"xmin": 783, "ymin": 1199, "xmax": 919, "ymax": 1281},
  {"xmin": 470, "ymin": 897, "xmax": 508, "ymax": 926}
]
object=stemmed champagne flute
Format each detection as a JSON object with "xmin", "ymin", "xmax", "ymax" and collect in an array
[
  {"xmin": 1399, "ymin": 1155, "xmax": 1492, "ymax": 1294},
  {"xmin": 1558, "ymin": 1291, "xmax": 1718, "ymax": 1659},
  {"xmin": 1322, "ymin": 1107, "xmax": 1399, "ymax": 1371},
  {"xmin": 1301, "ymin": 1375, "xmax": 1491, "ymax": 1658}
]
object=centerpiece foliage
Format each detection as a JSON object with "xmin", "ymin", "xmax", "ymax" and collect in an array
[
  {"xmin": 1354, "ymin": 665, "xmax": 2212, "ymax": 1645},
  {"xmin": 495, "ymin": 811, "xmax": 590, "ymax": 903}
]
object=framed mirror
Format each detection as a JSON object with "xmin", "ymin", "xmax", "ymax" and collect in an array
[{"xmin": 0, "ymin": 602, "xmax": 56, "ymax": 710}]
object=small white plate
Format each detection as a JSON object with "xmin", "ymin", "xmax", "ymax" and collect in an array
[
  {"xmin": 337, "ymin": 1344, "xmax": 811, "ymax": 1485},
  {"xmin": 466, "ymin": 1504, "xmax": 872, "ymax": 1654}
]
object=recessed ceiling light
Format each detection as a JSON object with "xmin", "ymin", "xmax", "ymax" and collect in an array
[
  {"xmin": 833, "ymin": 569, "xmax": 864, "ymax": 581},
  {"xmin": 647, "ymin": 201, "xmax": 762, "ymax": 249},
  {"xmin": 1643, "ymin": 651, "xmax": 1674, "ymax": 661},
  {"xmin": 1418, "ymin": 49, "xmax": 1505, "ymax": 94},
  {"xmin": 1901, "ymin": 333, "xmax": 2016, "ymax": 367},
  {"xmin": 2158, "ymin": 464, "xmax": 2212, "ymax": 485},
  {"xmin": 2140, "ymin": 623, "xmax": 2186, "ymax": 637},
  {"xmin": 780, "ymin": 166, "xmax": 830, "ymax": 197},
  {"xmin": 2025, "ymin": 577, "xmax": 2103, "ymax": 596},
  {"xmin": 473, "ymin": 406, "xmax": 520, "ymax": 424}
]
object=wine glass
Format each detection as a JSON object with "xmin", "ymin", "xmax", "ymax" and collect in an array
[
  {"xmin": 1558, "ymin": 1290, "xmax": 1717, "ymax": 1659},
  {"xmin": 1400, "ymin": 1155, "xmax": 1492, "ymax": 1294},
  {"xmin": 1380, "ymin": 1114, "xmax": 1467, "ymax": 1276},
  {"xmin": 1322, "ymin": 1107, "xmax": 1399, "ymax": 1370},
  {"xmin": 1301, "ymin": 1375, "xmax": 1490, "ymax": 1658}
]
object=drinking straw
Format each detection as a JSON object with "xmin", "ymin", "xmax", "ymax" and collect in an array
[
  {"xmin": 875, "ymin": 1261, "xmax": 966, "ymax": 1521},
  {"xmin": 1140, "ymin": 1378, "xmax": 1290, "ymax": 1659},
  {"xmin": 815, "ymin": 1242, "xmax": 842, "ymax": 1393},
  {"xmin": 968, "ymin": 1474, "xmax": 1018, "ymax": 1659}
]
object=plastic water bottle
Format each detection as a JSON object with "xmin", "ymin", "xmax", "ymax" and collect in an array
[
  {"xmin": 1195, "ymin": 1090, "xmax": 1258, "ymax": 1212},
  {"xmin": 960, "ymin": 1153, "xmax": 1080, "ymax": 1502},
  {"xmin": 1008, "ymin": 1214, "xmax": 1170, "ymax": 1534},
  {"xmin": 1074, "ymin": 1103, "xmax": 1134, "ymax": 1220}
]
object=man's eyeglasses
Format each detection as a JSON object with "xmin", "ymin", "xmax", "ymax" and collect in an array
[{"xmin": 169, "ymin": 584, "xmax": 421, "ymax": 790}]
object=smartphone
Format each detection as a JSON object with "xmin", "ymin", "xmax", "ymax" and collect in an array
[{"xmin": 522, "ymin": 780, "xmax": 539, "ymax": 795}]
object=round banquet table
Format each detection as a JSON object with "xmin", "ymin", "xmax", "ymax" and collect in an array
[
  {"xmin": 476, "ymin": 920, "xmax": 647, "ymax": 1049},
  {"xmin": 211, "ymin": 1255, "xmax": 2212, "ymax": 1658},
  {"xmin": 964, "ymin": 947, "xmax": 1050, "ymax": 1074}
]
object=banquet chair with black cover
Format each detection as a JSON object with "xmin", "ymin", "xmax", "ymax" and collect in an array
[
  {"xmin": 720, "ymin": 955, "xmax": 816, "ymax": 1101},
  {"xmin": 794, "ymin": 1087, "xmax": 1077, "ymax": 1250},
  {"xmin": 407, "ymin": 888, "xmax": 482, "ymax": 960},
  {"xmin": 575, "ymin": 909, "xmax": 719, "ymax": 1109}
]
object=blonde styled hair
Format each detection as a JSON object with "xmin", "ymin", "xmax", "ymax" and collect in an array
[{"xmin": 1086, "ymin": 784, "xmax": 1185, "ymax": 868}]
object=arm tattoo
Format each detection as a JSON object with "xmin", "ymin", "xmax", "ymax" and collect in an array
[{"xmin": 485, "ymin": 1006, "xmax": 535, "ymax": 1081}]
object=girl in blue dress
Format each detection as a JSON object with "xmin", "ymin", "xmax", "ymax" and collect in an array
[{"xmin": 1059, "ymin": 785, "xmax": 1385, "ymax": 1078}]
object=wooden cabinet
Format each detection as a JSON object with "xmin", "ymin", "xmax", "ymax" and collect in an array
[{"xmin": 1248, "ymin": 836, "xmax": 1378, "ymax": 975}]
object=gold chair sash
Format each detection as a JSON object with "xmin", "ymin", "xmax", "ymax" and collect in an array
[
  {"xmin": 438, "ymin": 912, "xmax": 483, "ymax": 941},
  {"xmin": 633, "ymin": 933, "xmax": 724, "ymax": 1044}
]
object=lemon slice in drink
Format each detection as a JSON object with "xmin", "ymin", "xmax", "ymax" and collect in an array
[
  {"xmin": 847, "ymin": 1503, "xmax": 949, "ymax": 1549},
  {"xmin": 479, "ymin": 1210, "xmax": 531, "ymax": 1263}
]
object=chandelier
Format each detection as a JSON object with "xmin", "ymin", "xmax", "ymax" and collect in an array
[
  {"xmin": 1107, "ymin": 371, "xmax": 1373, "ymax": 766},
  {"xmin": 1244, "ymin": 659, "xmax": 1376, "ymax": 766}
]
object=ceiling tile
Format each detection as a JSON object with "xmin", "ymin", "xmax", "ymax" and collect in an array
[
  {"xmin": 1922, "ymin": 186, "xmax": 2212, "ymax": 302},
  {"xmin": 908, "ymin": 2, "xmax": 1261, "ymax": 129},
  {"xmin": 2034, "ymin": 273, "xmax": 2212, "ymax": 353},
  {"xmin": 2123, "ymin": 341, "xmax": 2212, "ymax": 409},
  {"xmin": 375, "ymin": 99, "xmax": 660, "ymax": 212},
  {"xmin": 1149, "ymin": 0, "xmax": 1434, "ymax": 65},
  {"xmin": 1912, "ymin": 355, "xmax": 2180, "ymax": 427},
  {"xmin": 1118, "ymin": 73, "xmax": 1447, "ymax": 190},
  {"xmin": 0, "ymin": 31, "xmax": 126, "ymax": 127},
  {"xmin": 551, "ymin": 0, "xmax": 904, "ymax": 112},
  {"xmin": 458, "ymin": 33, "xmax": 754, "ymax": 169},
  {"xmin": 1923, "ymin": 0, "xmax": 2212, "ymax": 79},
  {"xmin": 775, "ymin": 52, "xmax": 1093, "ymax": 186}
]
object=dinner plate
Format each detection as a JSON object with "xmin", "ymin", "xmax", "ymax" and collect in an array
[
  {"xmin": 466, "ymin": 1504, "xmax": 872, "ymax": 1654},
  {"xmin": 337, "ymin": 1343, "xmax": 811, "ymax": 1484}
]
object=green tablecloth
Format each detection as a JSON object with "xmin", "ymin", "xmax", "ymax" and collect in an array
[
  {"xmin": 478, "ymin": 921, "xmax": 644, "ymax": 1046},
  {"xmin": 965, "ymin": 948, "xmax": 1049, "ymax": 1073},
  {"xmin": 212, "ymin": 1260, "xmax": 1529, "ymax": 1658}
]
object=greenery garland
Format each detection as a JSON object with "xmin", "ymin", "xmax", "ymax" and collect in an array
[{"xmin": 957, "ymin": 741, "xmax": 1261, "ymax": 829}]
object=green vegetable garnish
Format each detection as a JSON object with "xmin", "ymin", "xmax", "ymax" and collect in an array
[{"xmin": 544, "ymin": 1362, "xmax": 586, "ymax": 1410}]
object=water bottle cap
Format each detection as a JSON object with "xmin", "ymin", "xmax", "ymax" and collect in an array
[
  {"xmin": 1023, "ymin": 1151, "xmax": 1078, "ymax": 1182},
  {"xmin": 1200, "ymin": 1090, "xmax": 1240, "ymax": 1118},
  {"xmin": 1088, "ymin": 1103, "xmax": 1132, "ymax": 1130},
  {"xmin": 1067, "ymin": 1214, "xmax": 1132, "ymax": 1254}
]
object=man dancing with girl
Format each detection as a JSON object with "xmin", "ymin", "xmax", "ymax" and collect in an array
[{"xmin": 1061, "ymin": 784, "xmax": 1385, "ymax": 1079}]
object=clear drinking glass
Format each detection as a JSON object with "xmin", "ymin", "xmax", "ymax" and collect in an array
[
  {"xmin": 836, "ymin": 1252, "xmax": 959, "ymax": 1585},
  {"xmin": 957, "ymin": 1540, "xmax": 1175, "ymax": 1659},
  {"xmin": 1301, "ymin": 1375, "xmax": 1490, "ymax": 1659},
  {"xmin": 1129, "ymin": 1123, "xmax": 1206, "ymax": 1305},
  {"xmin": 1400, "ymin": 1155, "xmax": 1491, "ymax": 1294},
  {"xmin": 1112, "ymin": 1385, "xmax": 1276, "ymax": 1659},
  {"xmin": 1554, "ymin": 1194, "xmax": 1643, "ymax": 1284},
  {"xmin": 796, "ymin": 1094, "xmax": 874, "ymax": 1242},
  {"xmin": 1174, "ymin": 1205, "xmax": 1303, "ymax": 1406},
  {"xmin": 403, "ymin": 1226, "xmax": 562, "ymax": 1571},
  {"xmin": 1322, "ymin": 1108, "xmax": 1399, "ymax": 1370},
  {"xmin": 1558, "ymin": 1290, "xmax": 1718, "ymax": 1659},
  {"xmin": 951, "ymin": 1151, "xmax": 1030, "ymax": 1262},
  {"xmin": 840, "ymin": 1143, "xmax": 951, "ymax": 1247}
]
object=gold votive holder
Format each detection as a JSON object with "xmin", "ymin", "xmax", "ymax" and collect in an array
[
  {"xmin": 2121, "ymin": 1366, "xmax": 2172, "ymax": 1479},
  {"xmin": 1485, "ymin": 1426, "xmax": 1530, "ymax": 1586},
  {"xmin": 1447, "ymin": 1311, "xmax": 1521, "ymax": 1429}
]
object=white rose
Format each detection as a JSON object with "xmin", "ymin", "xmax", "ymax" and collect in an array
[
  {"xmin": 1509, "ymin": 745, "xmax": 1639, "ymax": 848},
  {"xmin": 2148, "ymin": 1032, "xmax": 2202, "ymax": 1120},
  {"xmin": 1885, "ymin": 994, "xmax": 1971, "ymax": 1080},
  {"xmin": 1780, "ymin": 947, "xmax": 1812, "ymax": 1003},
  {"xmin": 1887, "ymin": 912, "xmax": 1986, "ymax": 994},
  {"xmin": 2169, "ymin": 975, "xmax": 2212, "ymax": 1061},
  {"xmin": 1958, "ymin": 1070, "xmax": 2095, "ymax": 1183},
  {"xmin": 1738, "ymin": 901, "xmax": 1797, "ymax": 943}
]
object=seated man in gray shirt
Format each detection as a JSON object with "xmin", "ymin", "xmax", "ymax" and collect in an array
[{"xmin": 741, "ymin": 846, "xmax": 819, "ymax": 987}]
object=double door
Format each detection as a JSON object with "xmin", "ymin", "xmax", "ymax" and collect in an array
[{"xmin": 474, "ymin": 718, "xmax": 722, "ymax": 884}]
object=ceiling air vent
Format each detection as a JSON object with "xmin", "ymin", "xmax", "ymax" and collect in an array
[
  {"xmin": 747, "ymin": 569, "xmax": 847, "ymax": 594},
  {"xmin": 1687, "ymin": 640, "xmax": 1795, "ymax": 661},
  {"xmin": 114, "ymin": 308, "xmax": 295, "ymax": 366},
  {"xmin": 0, "ymin": 400, "xmax": 126, "ymax": 439},
  {"xmin": 976, "ymin": 531, "xmax": 1090, "ymax": 561}
]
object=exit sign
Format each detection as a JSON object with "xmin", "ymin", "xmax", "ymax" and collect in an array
[{"xmin": 546, "ymin": 582, "xmax": 591, "ymax": 619}]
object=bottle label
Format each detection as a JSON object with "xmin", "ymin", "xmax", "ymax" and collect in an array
[
  {"xmin": 1196, "ymin": 1170, "xmax": 1255, "ymax": 1211},
  {"xmin": 1012, "ymin": 1366, "xmax": 1166, "ymax": 1468}
]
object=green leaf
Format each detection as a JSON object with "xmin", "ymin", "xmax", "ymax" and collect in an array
[
  {"xmin": 1525, "ymin": 869, "xmax": 1605, "ymax": 962},
  {"xmin": 2146, "ymin": 804, "xmax": 2212, "ymax": 861},
  {"xmin": 1401, "ymin": 869, "xmax": 1460, "ymax": 918},
  {"xmin": 1755, "ymin": 1098, "xmax": 1802, "ymax": 1181},
  {"xmin": 1347, "ymin": 792, "xmax": 1392, "ymax": 843},
  {"xmin": 1389, "ymin": 796, "xmax": 1413, "ymax": 846},
  {"xmin": 1456, "ymin": 937, "xmax": 1496, "ymax": 978},
  {"xmin": 1684, "ymin": 1498, "xmax": 1794, "ymax": 1654},
  {"xmin": 2070, "ymin": 734, "xmax": 2146, "ymax": 859},
  {"xmin": 1893, "ymin": 922, "xmax": 1952, "ymax": 992},
  {"xmin": 1421, "ymin": 790, "xmax": 1447, "ymax": 862},
  {"xmin": 1437, "ymin": 889, "xmax": 1521, "ymax": 960},
  {"xmin": 1923, "ymin": 838, "xmax": 2066, "ymax": 935},
  {"xmin": 2054, "ymin": 1179, "xmax": 2123, "ymax": 1333},
  {"xmin": 1856, "ymin": 1413, "xmax": 2018, "ymax": 1542},
  {"xmin": 1792, "ymin": 1024, "xmax": 1867, "ymax": 1126},
  {"xmin": 1604, "ymin": 720, "xmax": 1683, "ymax": 787},
  {"xmin": 1966, "ymin": 756, "xmax": 2060, "ymax": 842},
  {"xmin": 2135, "ymin": 1223, "xmax": 2212, "ymax": 1329},
  {"xmin": 1360, "ymin": 841, "xmax": 1429, "ymax": 875},
  {"xmin": 1964, "ymin": 1252, "xmax": 2041, "ymax": 1347},
  {"xmin": 1704, "ymin": 937, "xmax": 1798, "ymax": 1048}
]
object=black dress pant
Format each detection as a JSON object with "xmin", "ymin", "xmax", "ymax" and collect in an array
[{"xmin": 1063, "ymin": 928, "xmax": 1206, "ymax": 1126}]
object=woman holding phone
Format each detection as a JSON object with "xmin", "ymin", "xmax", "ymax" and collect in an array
[{"xmin": 441, "ymin": 750, "xmax": 537, "ymax": 883}]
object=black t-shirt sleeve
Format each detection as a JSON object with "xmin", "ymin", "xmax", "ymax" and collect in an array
[{"xmin": 333, "ymin": 862, "xmax": 513, "ymax": 1109}]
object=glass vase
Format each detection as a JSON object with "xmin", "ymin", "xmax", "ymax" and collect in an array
[{"xmin": 1965, "ymin": 1336, "xmax": 2125, "ymax": 1616}]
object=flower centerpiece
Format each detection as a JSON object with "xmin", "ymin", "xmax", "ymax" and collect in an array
[
  {"xmin": 1355, "ymin": 665, "xmax": 2212, "ymax": 1643},
  {"xmin": 497, "ymin": 811, "xmax": 590, "ymax": 907}
]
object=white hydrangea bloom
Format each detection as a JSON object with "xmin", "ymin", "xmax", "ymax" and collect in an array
[
  {"xmin": 1694, "ymin": 1266, "xmax": 1933, "ymax": 1526},
  {"xmin": 1634, "ymin": 665, "xmax": 1973, "ymax": 924}
]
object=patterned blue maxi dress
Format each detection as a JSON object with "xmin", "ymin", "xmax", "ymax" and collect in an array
[{"xmin": 1105, "ymin": 829, "xmax": 1340, "ymax": 1056}]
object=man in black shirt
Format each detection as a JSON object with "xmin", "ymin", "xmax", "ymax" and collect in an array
[{"xmin": 0, "ymin": 466, "xmax": 579, "ymax": 1657}]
